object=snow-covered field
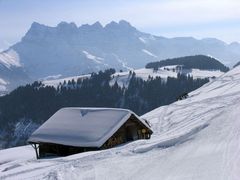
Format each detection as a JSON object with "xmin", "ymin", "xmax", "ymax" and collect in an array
[
  {"xmin": 1, "ymin": 66, "xmax": 240, "ymax": 180},
  {"xmin": 43, "ymin": 74, "xmax": 91, "ymax": 88},
  {"xmin": 110, "ymin": 68, "xmax": 223, "ymax": 87},
  {"xmin": 43, "ymin": 67, "xmax": 223, "ymax": 88}
]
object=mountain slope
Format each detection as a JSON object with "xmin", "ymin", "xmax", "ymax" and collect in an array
[
  {"xmin": 0, "ymin": 49, "xmax": 30, "ymax": 95},
  {"xmin": 0, "ymin": 20, "xmax": 240, "ymax": 80},
  {"xmin": 1, "ymin": 62, "xmax": 240, "ymax": 179},
  {"xmin": 9, "ymin": 20, "xmax": 146, "ymax": 79}
]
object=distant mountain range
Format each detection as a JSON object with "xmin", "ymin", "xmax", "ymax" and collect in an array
[{"xmin": 1, "ymin": 20, "xmax": 240, "ymax": 93}]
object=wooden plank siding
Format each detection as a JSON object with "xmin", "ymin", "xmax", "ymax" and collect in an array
[{"xmin": 101, "ymin": 115, "xmax": 152, "ymax": 149}]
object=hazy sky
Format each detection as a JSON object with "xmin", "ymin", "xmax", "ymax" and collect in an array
[{"xmin": 0, "ymin": 0, "xmax": 240, "ymax": 51}]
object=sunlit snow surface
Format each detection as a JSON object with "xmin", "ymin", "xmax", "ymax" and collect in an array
[
  {"xmin": 1, "ymin": 67, "xmax": 240, "ymax": 179},
  {"xmin": 43, "ymin": 68, "xmax": 223, "ymax": 88},
  {"xmin": 0, "ymin": 49, "xmax": 21, "ymax": 68}
]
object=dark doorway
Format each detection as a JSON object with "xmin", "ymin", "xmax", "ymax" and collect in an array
[{"xmin": 126, "ymin": 125, "xmax": 138, "ymax": 141}]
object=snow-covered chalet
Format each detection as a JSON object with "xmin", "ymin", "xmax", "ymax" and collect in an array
[{"xmin": 28, "ymin": 107, "xmax": 153, "ymax": 158}]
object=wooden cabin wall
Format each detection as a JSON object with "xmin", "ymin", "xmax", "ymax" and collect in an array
[
  {"xmin": 38, "ymin": 143, "xmax": 97, "ymax": 158},
  {"xmin": 102, "ymin": 115, "xmax": 152, "ymax": 149}
]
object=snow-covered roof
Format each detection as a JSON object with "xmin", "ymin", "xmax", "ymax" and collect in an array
[{"xmin": 28, "ymin": 107, "xmax": 152, "ymax": 147}]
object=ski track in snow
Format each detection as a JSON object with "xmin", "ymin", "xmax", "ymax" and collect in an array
[{"xmin": 1, "ymin": 67, "xmax": 240, "ymax": 179}]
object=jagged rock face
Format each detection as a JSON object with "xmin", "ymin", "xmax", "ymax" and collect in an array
[
  {"xmin": 1, "ymin": 20, "xmax": 240, "ymax": 92},
  {"xmin": 10, "ymin": 20, "xmax": 146, "ymax": 79}
]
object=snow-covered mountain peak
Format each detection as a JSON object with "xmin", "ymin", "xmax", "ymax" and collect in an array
[
  {"xmin": 2, "ymin": 20, "xmax": 240, "ymax": 95},
  {"xmin": 0, "ymin": 49, "xmax": 21, "ymax": 68}
]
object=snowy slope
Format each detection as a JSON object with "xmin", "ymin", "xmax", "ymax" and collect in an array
[
  {"xmin": 0, "ymin": 49, "xmax": 30, "ymax": 94},
  {"xmin": 1, "ymin": 66, "xmax": 240, "ymax": 179},
  {"xmin": 0, "ymin": 49, "xmax": 21, "ymax": 69},
  {"xmin": 43, "ymin": 67, "xmax": 223, "ymax": 88},
  {"xmin": 110, "ymin": 68, "xmax": 222, "ymax": 87},
  {"xmin": 43, "ymin": 74, "xmax": 90, "ymax": 87},
  {"xmin": 0, "ymin": 50, "xmax": 19, "ymax": 93}
]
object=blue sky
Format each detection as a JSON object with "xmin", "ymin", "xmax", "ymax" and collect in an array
[{"xmin": 0, "ymin": 0, "xmax": 240, "ymax": 51}]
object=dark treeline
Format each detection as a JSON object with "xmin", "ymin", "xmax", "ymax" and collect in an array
[
  {"xmin": 145, "ymin": 55, "xmax": 229, "ymax": 72},
  {"xmin": 233, "ymin": 61, "xmax": 240, "ymax": 68},
  {"xmin": 0, "ymin": 68, "xmax": 209, "ymax": 145}
]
